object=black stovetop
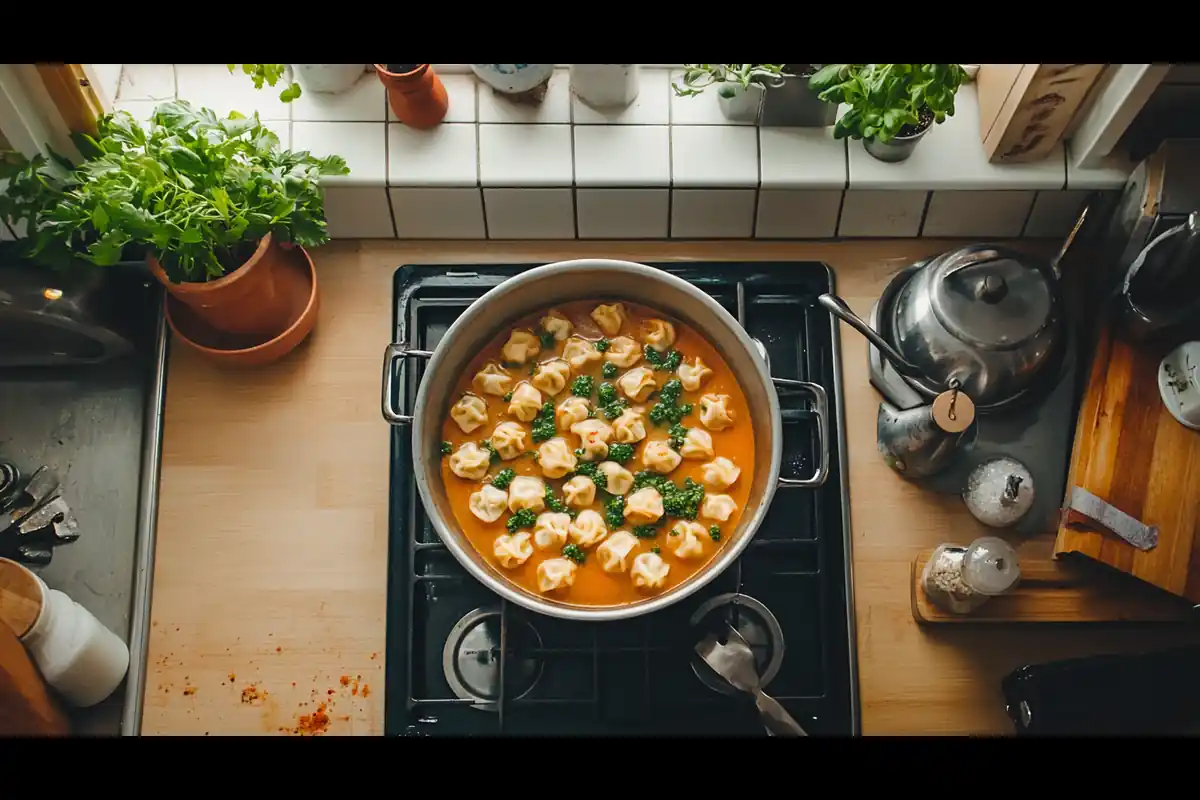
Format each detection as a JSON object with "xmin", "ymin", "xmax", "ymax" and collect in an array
[{"xmin": 385, "ymin": 262, "xmax": 859, "ymax": 736}]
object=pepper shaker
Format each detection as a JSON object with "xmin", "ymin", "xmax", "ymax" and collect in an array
[
  {"xmin": 921, "ymin": 536, "xmax": 1021, "ymax": 615},
  {"xmin": 962, "ymin": 457, "xmax": 1035, "ymax": 528}
]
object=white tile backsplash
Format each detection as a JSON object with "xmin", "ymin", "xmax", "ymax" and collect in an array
[
  {"xmin": 839, "ymin": 190, "xmax": 927, "ymax": 237},
  {"xmin": 390, "ymin": 188, "xmax": 486, "ymax": 239},
  {"xmin": 292, "ymin": 122, "xmax": 385, "ymax": 187},
  {"xmin": 669, "ymin": 70, "xmax": 755, "ymax": 126},
  {"xmin": 574, "ymin": 126, "xmax": 670, "ymax": 187},
  {"xmin": 484, "ymin": 188, "xmax": 576, "ymax": 238},
  {"xmin": 117, "ymin": 64, "xmax": 176, "ymax": 102},
  {"xmin": 671, "ymin": 189, "xmax": 757, "ymax": 237},
  {"xmin": 1024, "ymin": 190, "xmax": 1090, "ymax": 238},
  {"xmin": 114, "ymin": 99, "xmax": 160, "ymax": 124},
  {"xmin": 292, "ymin": 72, "xmax": 386, "ymax": 121},
  {"xmin": 176, "ymin": 63, "xmax": 291, "ymax": 120},
  {"xmin": 572, "ymin": 69, "xmax": 671, "ymax": 125},
  {"xmin": 388, "ymin": 73, "xmax": 477, "ymax": 124},
  {"xmin": 323, "ymin": 187, "xmax": 396, "ymax": 238},
  {"xmin": 755, "ymin": 189, "xmax": 843, "ymax": 238},
  {"xmin": 478, "ymin": 69, "xmax": 572, "ymax": 124},
  {"xmin": 576, "ymin": 189, "xmax": 669, "ymax": 238},
  {"xmin": 479, "ymin": 124, "xmax": 573, "ymax": 187},
  {"xmin": 922, "ymin": 190, "xmax": 1035, "ymax": 238},
  {"xmin": 388, "ymin": 123, "xmax": 478, "ymax": 187},
  {"xmin": 671, "ymin": 126, "xmax": 759, "ymax": 188},
  {"xmin": 759, "ymin": 127, "xmax": 846, "ymax": 189}
]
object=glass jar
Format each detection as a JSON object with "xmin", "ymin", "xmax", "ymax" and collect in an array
[{"xmin": 921, "ymin": 536, "xmax": 1021, "ymax": 615}]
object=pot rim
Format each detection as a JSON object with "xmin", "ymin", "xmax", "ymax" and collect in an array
[
  {"xmin": 374, "ymin": 63, "xmax": 430, "ymax": 79},
  {"xmin": 146, "ymin": 232, "xmax": 273, "ymax": 293},
  {"xmin": 409, "ymin": 259, "xmax": 785, "ymax": 622}
]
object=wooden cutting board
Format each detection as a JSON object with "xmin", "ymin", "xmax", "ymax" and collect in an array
[{"xmin": 1054, "ymin": 324, "xmax": 1200, "ymax": 602}]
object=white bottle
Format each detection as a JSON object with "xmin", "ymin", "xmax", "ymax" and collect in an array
[
  {"xmin": 569, "ymin": 64, "xmax": 640, "ymax": 108},
  {"xmin": 18, "ymin": 571, "xmax": 129, "ymax": 708}
]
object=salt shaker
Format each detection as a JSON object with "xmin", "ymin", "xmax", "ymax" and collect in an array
[
  {"xmin": 921, "ymin": 536, "xmax": 1021, "ymax": 615},
  {"xmin": 962, "ymin": 457, "xmax": 1035, "ymax": 528}
]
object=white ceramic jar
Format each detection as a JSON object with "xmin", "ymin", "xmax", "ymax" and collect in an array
[
  {"xmin": 471, "ymin": 64, "xmax": 554, "ymax": 95},
  {"xmin": 293, "ymin": 64, "xmax": 367, "ymax": 95},
  {"xmin": 570, "ymin": 64, "xmax": 639, "ymax": 108},
  {"xmin": 17, "ymin": 568, "xmax": 129, "ymax": 708}
]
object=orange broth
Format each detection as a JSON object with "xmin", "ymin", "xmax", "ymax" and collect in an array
[{"xmin": 440, "ymin": 300, "xmax": 755, "ymax": 606}]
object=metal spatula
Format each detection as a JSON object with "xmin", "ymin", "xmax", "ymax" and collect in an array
[{"xmin": 695, "ymin": 625, "xmax": 808, "ymax": 737}]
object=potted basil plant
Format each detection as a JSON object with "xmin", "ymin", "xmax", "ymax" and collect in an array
[
  {"xmin": 809, "ymin": 63, "xmax": 969, "ymax": 163},
  {"xmin": 0, "ymin": 100, "xmax": 348, "ymax": 346},
  {"xmin": 672, "ymin": 64, "xmax": 788, "ymax": 123}
]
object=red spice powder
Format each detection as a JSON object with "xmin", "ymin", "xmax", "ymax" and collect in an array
[
  {"xmin": 292, "ymin": 703, "xmax": 331, "ymax": 735},
  {"xmin": 241, "ymin": 684, "xmax": 267, "ymax": 704}
]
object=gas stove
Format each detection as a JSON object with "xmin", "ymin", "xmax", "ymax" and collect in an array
[{"xmin": 385, "ymin": 262, "xmax": 859, "ymax": 736}]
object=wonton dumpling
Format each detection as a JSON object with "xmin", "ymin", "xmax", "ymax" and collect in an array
[
  {"xmin": 699, "ymin": 393, "xmax": 736, "ymax": 431},
  {"xmin": 618, "ymin": 367, "xmax": 657, "ymax": 402},
  {"xmin": 563, "ymin": 336, "xmax": 602, "ymax": 371},
  {"xmin": 631, "ymin": 552, "xmax": 669, "ymax": 591},
  {"xmin": 532, "ymin": 358, "xmax": 571, "ymax": 397},
  {"xmin": 665, "ymin": 521, "xmax": 707, "ymax": 560},
  {"xmin": 702, "ymin": 456, "xmax": 742, "ymax": 490},
  {"xmin": 702, "ymin": 493, "xmax": 738, "ymax": 522},
  {"xmin": 562, "ymin": 475, "xmax": 596, "ymax": 507},
  {"xmin": 571, "ymin": 418, "xmax": 613, "ymax": 462},
  {"xmin": 501, "ymin": 330, "xmax": 541, "ymax": 365},
  {"xmin": 612, "ymin": 406, "xmax": 647, "ymax": 444},
  {"xmin": 597, "ymin": 461, "xmax": 634, "ymax": 496},
  {"xmin": 449, "ymin": 442, "xmax": 491, "ymax": 481},
  {"xmin": 450, "ymin": 394, "xmax": 489, "ymax": 435},
  {"xmin": 540, "ymin": 311, "xmax": 573, "ymax": 342},
  {"xmin": 624, "ymin": 487, "xmax": 664, "ymax": 524},
  {"xmin": 472, "ymin": 362, "xmax": 513, "ymax": 397},
  {"xmin": 533, "ymin": 511, "xmax": 571, "ymax": 551},
  {"xmin": 508, "ymin": 382, "xmax": 543, "ymax": 422},
  {"xmin": 679, "ymin": 427, "xmax": 714, "ymax": 460},
  {"xmin": 591, "ymin": 303, "xmax": 626, "ymax": 336},
  {"xmin": 568, "ymin": 509, "xmax": 608, "ymax": 548},
  {"xmin": 678, "ymin": 356, "xmax": 713, "ymax": 392},
  {"xmin": 642, "ymin": 439, "xmax": 682, "ymax": 474},
  {"xmin": 537, "ymin": 558, "xmax": 577, "ymax": 593},
  {"xmin": 557, "ymin": 396, "xmax": 591, "ymax": 429},
  {"xmin": 490, "ymin": 421, "xmax": 527, "ymax": 460},
  {"xmin": 537, "ymin": 437, "xmax": 578, "ymax": 479},
  {"xmin": 604, "ymin": 336, "xmax": 642, "ymax": 369},
  {"xmin": 643, "ymin": 319, "xmax": 676, "ymax": 353},
  {"xmin": 507, "ymin": 476, "xmax": 546, "ymax": 513},
  {"xmin": 469, "ymin": 484, "xmax": 508, "ymax": 523},
  {"xmin": 596, "ymin": 531, "xmax": 639, "ymax": 574},
  {"xmin": 493, "ymin": 531, "xmax": 534, "ymax": 568}
]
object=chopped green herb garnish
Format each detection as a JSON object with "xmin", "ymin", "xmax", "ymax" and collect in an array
[
  {"xmin": 506, "ymin": 508, "xmax": 537, "ymax": 533},
  {"xmin": 528, "ymin": 363, "xmax": 537, "ymax": 376},
  {"xmin": 649, "ymin": 378, "xmax": 692, "ymax": 427},
  {"xmin": 631, "ymin": 472, "xmax": 706, "ymax": 520},
  {"xmin": 597, "ymin": 382, "xmax": 618, "ymax": 406},
  {"xmin": 544, "ymin": 484, "xmax": 570, "ymax": 513},
  {"xmin": 659, "ymin": 379, "xmax": 682, "ymax": 404},
  {"xmin": 586, "ymin": 407, "xmax": 597, "ymax": 418},
  {"xmin": 440, "ymin": 441, "xmax": 453, "ymax": 455},
  {"xmin": 602, "ymin": 361, "xmax": 618, "ymax": 379},
  {"xmin": 607, "ymin": 442, "xmax": 634, "ymax": 464},
  {"xmin": 479, "ymin": 440, "xmax": 502, "ymax": 464},
  {"xmin": 562, "ymin": 543, "xmax": 586, "ymax": 564},
  {"xmin": 709, "ymin": 525, "xmax": 721, "ymax": 541},
  {"xmin": 604, "ymin": 495, "xmax": 626, "ymax": 528},
  {"xmin": 503, "ymin": 391, "xmax": 514, "ymax": 402},
  {"xmin": 594, "ymin": 338, "xmax": 611, "ymax": 352},
  {"xmin": 633, "ymin": 522, "xmax": 662, "ymax": 539},
  {"xmin": 531, "ymin": 401, "xmax": 556, "ymax": 443},
  {"xmin": 651, "ymin": 545, "xmax": 661, "ymax": 555},
  {"xmin": 573, "ymin": 461, "xmax": 608, "ymax": 491},
  {"xmin": 571, "ymin": 375, "xmax": 594, "ymax": 397},
  {"xmin": 491, "ymin": 468, "xmax": 516, "ymax": 490},
  {"xmin": 668, "ymin": 423, "xmax": 689, "ymax": 450},
  {"xmin": 644, "ymin": 345, "xmax": 683, "ymax": 372},
  {"xmin": 538, "ymin": 328, "xmax": 556, "ymax": 349},
  {"xmin": 574, "ymin": 448, "xmax": 586, "ymax": 458}
]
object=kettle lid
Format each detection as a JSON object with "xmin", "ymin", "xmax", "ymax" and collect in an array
[{"xmin": 928, "ymin": 246, "xmax": 1057, "ymax": 349}]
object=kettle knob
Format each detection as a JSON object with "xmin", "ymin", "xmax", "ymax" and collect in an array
[{"xmin": 976, "ymin": 274, "xmax": 1009, "ymax": 304}]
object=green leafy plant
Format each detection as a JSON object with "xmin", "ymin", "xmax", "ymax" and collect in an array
[
  {"xmin": 672, "ymin": 64, "xmax": 789, "ymax": 99},
  {"xmin": 0, "ymin": 100, "xmax": 348, "ymax": 281},
  {"xmin": 228, "ymin": 64, "xmax": 302, "ymax": 103},
  {"xmin": 809, "ymin": 64, "xmax": 968, "ymax": 144}
]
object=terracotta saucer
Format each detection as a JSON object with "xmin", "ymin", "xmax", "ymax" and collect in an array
[{"xmin": 165, "ymin": 244, "xmax": 318, "ymax": 367}]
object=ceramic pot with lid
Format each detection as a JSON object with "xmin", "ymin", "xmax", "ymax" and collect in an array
[{"xmin": 820, "ymin": 245, "xmax": 1066, "ymax": 413}]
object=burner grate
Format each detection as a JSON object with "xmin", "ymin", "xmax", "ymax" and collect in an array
[{"xmin": 385, "ymin": 262, "xmax": 857, "ymax": 736}]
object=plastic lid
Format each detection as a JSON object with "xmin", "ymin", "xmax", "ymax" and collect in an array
[
  {"xmin": 961, "ymin": 536, "xmax": 1021, "ymax": 596},
  {"xmin": 930, "ymin": 247, "xmax": 1055, "ymax": 351}
]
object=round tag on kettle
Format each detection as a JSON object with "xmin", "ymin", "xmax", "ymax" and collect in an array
[{"xmin": 932, "ymin": 390, "xmax": 975, "ymax": 433}]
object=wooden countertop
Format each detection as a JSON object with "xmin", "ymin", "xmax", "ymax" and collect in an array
[{"xmin": 143, "ymin": 240, "xmax": 1200, "ymax": 736}]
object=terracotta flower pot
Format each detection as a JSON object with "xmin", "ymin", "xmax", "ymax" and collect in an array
[
  {"xmin": 374, "ymin": 64, "xmax": 448, "ymax": 129},
  {"xmin": 147, "ymin": 233, "xmax": 292, "ymax": 339}
]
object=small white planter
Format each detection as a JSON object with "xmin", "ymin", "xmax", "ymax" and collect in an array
[
  {"xmin": 570, "ymin": 64, "xmax": 639, "ymax": 108},
  {"xmin": 293, "ymin": 64, "xmax": 367, "ymax": 95},
  {"xmin": 716, "ymin": 83, "xmax": 764, "ymax": 123},
  {"xmin": 471, "ymin": 64, "xmax": 555, "ymax": 95}
]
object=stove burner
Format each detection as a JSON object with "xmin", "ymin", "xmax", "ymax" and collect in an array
[
  {"xmin": 442, "ymin": 607, "xmax": 543, "ymax": 710},
  {"xmin": 689, "ymin": 593, "xmax": 785, "ymax": 696}
]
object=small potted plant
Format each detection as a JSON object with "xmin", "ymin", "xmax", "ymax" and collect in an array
[
  {"xmin": 228, "ymin": 64, "xmax": 302, "ymax": 102},
  {"xmin": 809, "ymin": 63, "xmax": 969, "ymax": 163},
  {"xmin": 672, "ymin": 64, "xmax": 788, "ymax": 123},
  {"xmin": 0, "ymin": 101, "xmax": 348, "ymax": 363},
  {"xmin": 374, "ymin": 64, "xmax": 449, "ymax": 128}
]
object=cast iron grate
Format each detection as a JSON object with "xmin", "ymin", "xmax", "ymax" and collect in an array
[{"xmin": 385, "ymin": 262, "xmax": 858, "ymax": 736}]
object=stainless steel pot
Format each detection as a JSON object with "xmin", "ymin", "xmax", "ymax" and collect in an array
[
  {"xmin": 380, "ymin": 259, "xmax": 830, "ymax": 622},
  {"xmin": 819, "ymin": 244, "xmax": 1065, "ymax": 412}
]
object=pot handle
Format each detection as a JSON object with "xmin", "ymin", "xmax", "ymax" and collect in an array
[
  {"xmin": 382, "ymin": 343, "xmax": 434, "ymax": 425},
  {"xmin": 772, "ymin": 378, "xmax": 830, "ymax": 489}
]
